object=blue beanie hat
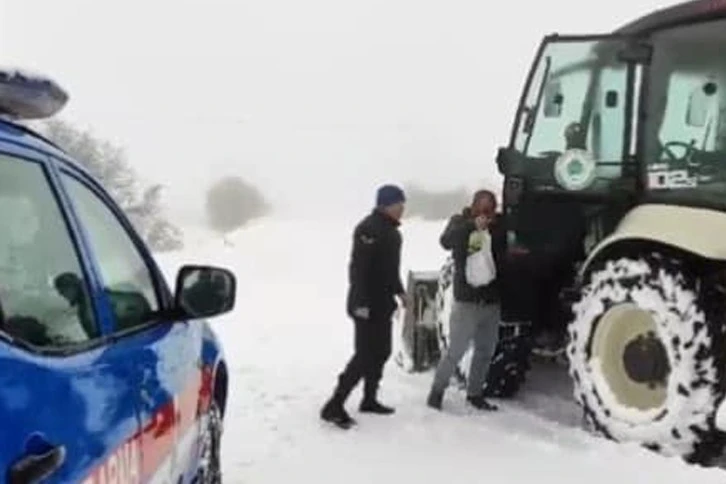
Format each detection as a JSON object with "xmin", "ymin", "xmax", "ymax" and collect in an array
[{"xmin": 376, "ymin": 184, "xmax": 406, "ymax": 207}]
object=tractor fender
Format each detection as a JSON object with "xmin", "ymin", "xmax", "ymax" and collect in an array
[{"xmin": 580, "ymin": 203, "xmax": 726, "ymax": 277}]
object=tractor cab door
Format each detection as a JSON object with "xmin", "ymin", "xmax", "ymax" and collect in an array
[
  {"xmin": 496, "ymin": 35, "xmax": 648, "ymax": 335},
  {"xmin": 497, "ymin": 35, "xmax": 649, "ymax": 263}
]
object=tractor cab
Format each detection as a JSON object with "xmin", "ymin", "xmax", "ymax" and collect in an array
[
  {"xmin": 497, "ymin": 10, "xmax": 726, "ymax": 344},
  {"xmin": 493, "ymin": 1, "xmax": 726, "ymax": 463}
]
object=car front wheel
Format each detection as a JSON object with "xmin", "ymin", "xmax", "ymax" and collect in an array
[{"xmin": 198, "ymin": 399, "xmax": 223, "ymax": 483}]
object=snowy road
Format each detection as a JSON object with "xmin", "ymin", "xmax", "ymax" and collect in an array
[{"xmin": 157, "ymin": 218, "xmax": 726, "ymax": 484}]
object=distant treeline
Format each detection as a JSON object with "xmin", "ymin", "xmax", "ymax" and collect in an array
[{"xmin": 403, "ymin": 182, "xmax": 498, "ymax": 220}]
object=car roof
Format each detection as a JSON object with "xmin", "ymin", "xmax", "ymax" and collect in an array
[
  {"xmin": 0, "ymin": 118, "xmax": 90, "ymax": 175},
  {"xmin": 616, "ymin": 0, "xmax": 726, "ymax": 35}
]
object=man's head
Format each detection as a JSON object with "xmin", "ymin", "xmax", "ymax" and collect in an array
[
  {"xmin": 470, "ymin": 189, "xmax": 497, "ymax": 218},
  {"xmin": 54, "ymin": 272, "xmax": 83, "ymax": 306},
  {"xmin": 376, "ymin": 184, "xmax": 406, "ymax": 221}
]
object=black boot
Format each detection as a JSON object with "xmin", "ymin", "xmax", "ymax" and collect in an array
[
  {"xmin": 360, "ymin": 400, "xmax": 395, "ymax": 414},
  {"xmin": 426, "ymin": 388, "xmax": 443, "ymax": 410},
  {"xmin": 360, "ymin": 381, "xmax": 395, "ymax": 415},
  {"xmin": 320, "ymin": 393, "xmax": 356, "ymax": 429},
  {"xmin": 321, "ymin": 377, "xmax": 357, "ymax": 429}
]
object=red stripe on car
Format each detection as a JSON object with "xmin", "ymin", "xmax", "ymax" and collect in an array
[{"xmin": 82, "ymin": 365, "xmax": 214, "ymax": 483}]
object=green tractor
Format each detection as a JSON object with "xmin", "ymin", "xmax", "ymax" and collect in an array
[{"xmin": 398, "ymin": 0, "xmax": 726, "ymax": 465}]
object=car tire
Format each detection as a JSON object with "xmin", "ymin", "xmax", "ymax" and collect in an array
[
  {"xmin": 198, "ymin": 399, "xmax": 223, "ymax": 483},
  {"xmin": 568, "ymin": 252, "xmax": 726, "ymax": 464}
]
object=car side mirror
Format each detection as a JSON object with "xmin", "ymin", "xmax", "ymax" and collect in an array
[{"xmin": 174, "ymin": 265, "xmax": 236, "ymax": 320}]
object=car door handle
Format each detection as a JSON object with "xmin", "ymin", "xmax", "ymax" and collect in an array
[{"xmin": 8, "ymin": 445, "xmax": 66, "ymax": 484}]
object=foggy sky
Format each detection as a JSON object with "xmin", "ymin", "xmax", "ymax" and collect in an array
[{"xmin": 2, "ymin": 0, "xmax": 673, "ymax": 223}]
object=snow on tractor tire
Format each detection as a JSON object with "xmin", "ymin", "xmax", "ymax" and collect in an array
[{"xmin": 568, "ymin": 251, "xmax": 726, "ymax": 464}]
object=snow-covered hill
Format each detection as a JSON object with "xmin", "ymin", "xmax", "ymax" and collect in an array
[{"xmin": 156, "ymin": 217, "xmax": 726, "ymax": 483}]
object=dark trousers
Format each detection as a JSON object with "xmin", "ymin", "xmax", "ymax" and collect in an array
[{"xmin": 335, "ymin": 314, "xmax": 393, "ymax": 403}]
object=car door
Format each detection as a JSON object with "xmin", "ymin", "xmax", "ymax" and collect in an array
[
  {"xmin": 58, "ymin": 166, "xmax": 205, "ymax": 483},
  {"xmin": 0, "ymin": 147, "xmax": 141, "ymax": 483}
]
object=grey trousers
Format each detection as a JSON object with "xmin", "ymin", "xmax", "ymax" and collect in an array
[{"xmin": 431, "ymin": 301, "xmax": 500, "ymax": 397}]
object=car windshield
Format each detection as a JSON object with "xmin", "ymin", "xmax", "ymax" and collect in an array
[
  {"xmin": 511, "ymin": 37, "xmax": 637, "ymax": 194},
  {"xmin": 644, "ymin": 19, "xmax": 726, "ymax": 208}
]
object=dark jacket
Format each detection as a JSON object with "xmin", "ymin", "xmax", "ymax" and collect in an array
[
  {"xmin": 346, "ymin": 209, "xmax": 405, "ymax": 319},
  {"xmin": 440, "ymin": 207, "xmax": 506, "ymax": 304}
]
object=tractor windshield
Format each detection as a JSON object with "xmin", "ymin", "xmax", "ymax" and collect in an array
[
  {"xmin": 511, "ymin": 37, "xmax": 636, "ymax": 195},
  {"xmin": 644, "ymin": 19, "xmax": 726, "ymax": 209}
]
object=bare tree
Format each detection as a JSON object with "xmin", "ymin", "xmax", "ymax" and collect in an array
[
  {"xmin": 37, "ymin": 119, "xmax": 184, "ymax": 252},
  {"xmin": 205, "ymin": 175, "xmax": 269, "ymax": 236},
  {"xmin": 126, "ymin": 183, "xmax": 184, "ymax": 252}
]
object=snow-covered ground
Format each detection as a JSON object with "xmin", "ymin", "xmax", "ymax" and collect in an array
[{"xmin": 156, "ymin": 217, "xmax": 726, "ymax": 484}]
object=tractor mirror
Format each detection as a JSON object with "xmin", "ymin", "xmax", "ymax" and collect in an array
[
  {"xmin": 686, "ymin": 82, "xmax": 717, "ymax": 127},
  {"xmin": 496, "ymin": 146, "xmax": 527, "ymax": 176},
  {"xmin": 496, "ymin": 147, "xmax": 509, "ymax": 174}
]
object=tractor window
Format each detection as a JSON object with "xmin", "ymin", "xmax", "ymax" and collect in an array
[
  {"xmin": 513, "ymin": 38, "xmax": 631, "ymax": 192},
  {"xmin": 644, "ymin": 19, "xmax": 726, "ymax": 206}
]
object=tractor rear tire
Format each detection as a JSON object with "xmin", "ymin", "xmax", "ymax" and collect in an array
[{"xmin": 568, "ymin": 252, "xmax": 726, "ymax": 464}]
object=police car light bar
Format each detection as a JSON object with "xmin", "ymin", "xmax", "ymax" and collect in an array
[{"xmin": 0, "ymin": 67, "xmax": 68, "ymax": 121}]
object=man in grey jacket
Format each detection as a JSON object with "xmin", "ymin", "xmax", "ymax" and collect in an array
[{"xmin": 426, "ymin": 190, "xmax": 506, "ymax": 411}]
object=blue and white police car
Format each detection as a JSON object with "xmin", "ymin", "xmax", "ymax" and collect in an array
[{"xmin": 0, "ymin": 68, "xmax": 234, "ymax": 483}]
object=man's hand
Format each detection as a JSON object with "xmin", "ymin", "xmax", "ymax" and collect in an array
[
  {"xmin": 353, "ymin": 307, "xmax": 370, "ymax": 319},
  {"xmin": 474, "ymin": 215, "xmax": 490, "ymax": 230}
]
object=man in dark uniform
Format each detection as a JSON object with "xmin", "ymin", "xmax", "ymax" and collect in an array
[{"xmin": 320, "ymin": 184, "xmax": 407, "ymax": 429}]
